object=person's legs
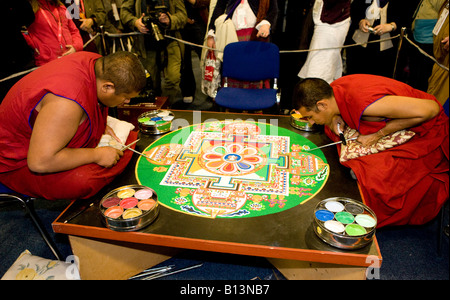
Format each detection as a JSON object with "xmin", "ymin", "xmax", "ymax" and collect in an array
[
  {"xmin": 141, "ymin": 51, "xmax": 162, "ymax": 96},
  {"xmin": 163, "ymin": 41, "xmax": 183, "ymax": 106},
  {"xmin": 0, "ymin": 132, "xmax": 137, "ymax": 200},
  {"xmin": 180, "ymin": 44, "xmax": 195, "ymax": 103}
]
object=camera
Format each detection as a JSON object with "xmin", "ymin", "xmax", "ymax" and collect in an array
[
  {"xmin": 130, "ymin": 70, "xmax": 156, "ymax": 104},
  {"xmin": 142, "ymin": 5, "xmax": 169, "ymax": 42}
]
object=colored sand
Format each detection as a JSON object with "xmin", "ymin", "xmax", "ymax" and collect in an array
[
  {"xmin": 335, "ymin": 211, "xmax": 354, "ymax": 224},
  {"xmin": 138, "ymin": 199, "xmax": 156, "ymax": 211},
  {"xmin": 120, "ymin": 197, "xmax": 138, "ymax": 209},
  {"xmin": 122, "ymin": 208, "xmax": 142, "ymax": 219},
  {"xmin": 102, "ymin": 197, "xmax": 120, "ymax": 208},
  {"xmin": 345, "ymin": 203, "xmax": 364, "ymax": 215},
  {"xmin": 324, "ymin": 220, "xmax": 345, "ymax": 233},
  {"xmin": 157, "ymin": 111, "xmax": 170, "ymax": 117},
  {"xmin": 315, "ymin": 210, "xmax": 334, "ymax": 222},
  {"xmin": 134, "ymin": 189, "xmax": 153, "ymax": 200},
  {"xmin": 324, "ymin": 201, "xmax": 344, "ymax": 212},
  {"xmin": 104, "ymin": 206, "xmax": 123, "ymax": 219},
  {"xmin": 355, "ymin": 214, "xmax": 377, "ymax": 228},
  {"xmin": 138, "ymin": 117, "xmax": 150, "ymax": 123},
  {"xmin": 345, "ymin": 224, "xmax": 366, "ymax": 236},
  {"xmin": 117, "ymin": 188, "xmax": 135, "ymax": 198}
]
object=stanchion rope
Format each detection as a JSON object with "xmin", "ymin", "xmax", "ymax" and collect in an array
[{"xmin": 1, "ymin": 30, "xmax": 447, "ymax": 83}]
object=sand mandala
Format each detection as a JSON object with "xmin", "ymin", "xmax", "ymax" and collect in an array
[{"xmin": 136, "ymin": 121, "xmax": 329, "ymax": 218}]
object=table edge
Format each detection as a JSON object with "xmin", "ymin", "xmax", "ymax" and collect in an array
[{"xmin": 52, "ymin": 217, "xmax": 382, "ymax": 268}]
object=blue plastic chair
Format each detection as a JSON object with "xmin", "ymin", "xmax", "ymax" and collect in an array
[
  {"xmin": 0, "ymin": 182, "xmax": 63, "ymax": 260},
  {"xmin": 215, "ymin": 41, "xmax": 280, "ymax": 111}
]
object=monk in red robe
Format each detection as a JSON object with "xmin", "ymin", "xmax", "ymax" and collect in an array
[
  {"xmin": 294, "ymin": 74, "xmax": 449, "ymax": 227},
  {"xmin": 0, "ymin": 51, "xmax": 146, "ymax": 200}
]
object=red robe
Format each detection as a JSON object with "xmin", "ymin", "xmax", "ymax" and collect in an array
[
  {"xmin": 328, "ymin": 74, "xmax": 449, "ymax": 227},
  {"xmin": 0, "ymin": 52, "xmax": 135, "ymax": 200}
]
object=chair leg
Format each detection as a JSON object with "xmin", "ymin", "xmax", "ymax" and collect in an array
[{"xmin": 22, "ymin": 198, "xmax": 64, "ymax": 261}]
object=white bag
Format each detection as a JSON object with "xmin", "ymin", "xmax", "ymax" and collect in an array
[{"xmin": 201, "ymin": 50, "xmax": 221, "ymax": 98}]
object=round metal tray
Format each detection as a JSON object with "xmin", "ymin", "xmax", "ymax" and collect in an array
[
  {"xmin": 138, "ymin": 110, "xmax": 174, "ymax": 135},
  {"xmin": 99, "ymin": 184, "xmax": 159, "ymax": 232},
  {"xmin": 289, "ymin": 109, "xmax": 317, "ymax": 131},
  {"xmin": 313, "ymin": 197, "xmax": 377, "ymax": 250}
]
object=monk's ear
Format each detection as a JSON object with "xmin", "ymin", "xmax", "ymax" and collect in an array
[
  {"xmin": 100, "ymin": 81, "xmax": 116, "ymax": 94},
  {"xmin": 316, "ymin": 99, "xmax": 329, "ymax": 111}
]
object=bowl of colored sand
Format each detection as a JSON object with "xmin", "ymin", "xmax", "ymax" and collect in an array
[
  {"xmin": 99, "ymin": 185, "xmax": 159, "ymax": 231},
  {"xmin": 138, "ymin": 110, "xmax": 174, "ymax": 135},
  {"xmin": 289, "ymin": 109, "xmax": 318, "ymax": 131},
  {"xmin": 313, "ymin": 197, "xmax": 377, "ymax": 250}
]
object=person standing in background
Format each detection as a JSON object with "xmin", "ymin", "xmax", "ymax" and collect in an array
[
  {"xmin": 298, "ymin": 0, "xmax": 351, "ymax": 83},
  {"xmin": 206, "ymin": 0, "xmax": 278, "ymax": 48},
  {"xmin": 103, "ymin": 0, "xmax": 126, "ymax": 34},
  {"xmin": 345, "ymin": 0, "xmax": 407, "ymax": 78},
  {"xmin": 65, "ymin": 0, "xmax": 108, "ymax": 53},
  {"xmin": 205, "ymin": 0, "xmax": 278, "ymax": 90},
  {"xmin": 427, "ymin": 0, "xmax": 449, "ymax": 106},
  {"xmin": 23, "ymin": 0, "xmax": 83, "ymax": 66},
  {"xmin": 408, "ymin": 0, "xmax": 444, "ymax": 92},
  {"xmin": 180, "ymin": 0, "xmax": 210, "ymax": 104},
  {"xmin": 0, "ymin": 0, "xmax": 36, "ymax": 101},
  {"xmin": 121, "ymin": 0, "xmax": 187, "ymax": 107}
]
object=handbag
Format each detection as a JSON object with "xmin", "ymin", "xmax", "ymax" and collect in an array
[
  {"xmin": 200, "ymin": 0, "xmax": 240, "ymax": 98},
  {"xmin": 201, "ymin": 50, "xmax": 221, "ymax": 98}
]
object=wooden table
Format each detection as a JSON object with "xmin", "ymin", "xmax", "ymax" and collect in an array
[{"xmin": 52, "ymin": 110, "xmax": 382, "ymax": 280}]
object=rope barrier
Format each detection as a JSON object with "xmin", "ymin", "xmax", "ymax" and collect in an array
[
  {"xmin": 2, "ymin": 28, "xmax": 448, "ymax": 84},
  {"xmin": 83, "ymin": 32, "xmax": 100, "ymax": 49},
  {"xmin": 160, "ymin": 34, "xmax": 217, "ymax": 51},
  {"xmin": 404, "ymin": 34, "xmax": 449, "ymax": 72},
  {"xmin": 279, "ymin": 34, "xmax": 401, "ymax": 53},
  {"xmin": 0, "ymin": 67, "xmax": 39, "ymax": 83}
]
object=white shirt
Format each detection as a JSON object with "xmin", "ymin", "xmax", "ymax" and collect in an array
[
  {"xmin": 232, "ymin": 0, "xmax": 257, "ymax": 30},
  {"xmin": 208, "ymin": 0, "xmax": 271, "ymax": 38}
]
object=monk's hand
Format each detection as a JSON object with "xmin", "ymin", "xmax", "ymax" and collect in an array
[
  {"xmin": 356, "ymin": 133, "xmax": 381, "ymax": 147},
  {"xmin": 94, "ymin": 147, "xmax": 123, "ymax": 168},
  {"xmin": 331, "ymin": 115, "xmax": 345, "ymax": 136}
]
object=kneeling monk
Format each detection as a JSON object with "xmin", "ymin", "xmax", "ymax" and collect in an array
[
  {"xmin": 0, "ymin": 51, "xmax": 146, "ymax": 200},
  {"xmin": 293, "ymin": 74, "xmax": 449, "ymax": 227}
]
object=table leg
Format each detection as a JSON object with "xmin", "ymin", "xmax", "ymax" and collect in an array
[
  {"xmin": 68, "ymin": 235, "xmax": 369, "ymax": 280},
  {"xmin": 267, "ymin": 258, "xmax": 367, "ymax": 280},
  {"xmin": 69, "ymin": 236, "xmax": 181, "ymax": 280}
]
